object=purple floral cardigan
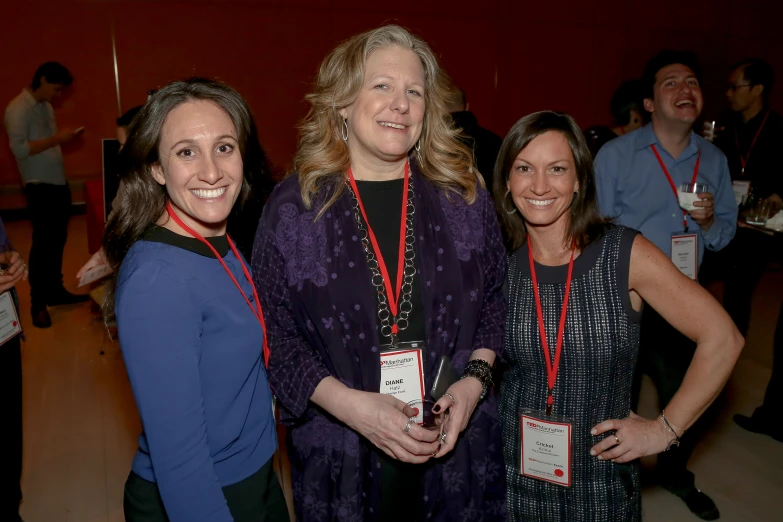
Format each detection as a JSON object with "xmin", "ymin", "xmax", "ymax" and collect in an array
[{"xmin": 251, "ymin": 161, "xmax": 508, "ymax": 521}]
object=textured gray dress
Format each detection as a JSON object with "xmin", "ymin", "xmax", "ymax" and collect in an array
[{"xmin": 500, "ymin": 226, "xmax": 642, "ymax": 521}]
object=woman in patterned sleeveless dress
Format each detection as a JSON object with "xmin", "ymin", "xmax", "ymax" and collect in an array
[{"xmin": 494, "ymin": 111, "xmax": 743, "ymax": 521}]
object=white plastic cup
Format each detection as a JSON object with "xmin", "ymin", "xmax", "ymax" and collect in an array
[{"xmin": 678, "ymin": 183, "xmax": 709, "ymax": 211}]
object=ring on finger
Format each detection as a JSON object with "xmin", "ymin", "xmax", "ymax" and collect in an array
[
  {"xmin": 403, "ymin": 419, "xmax": 413, "ymax": 434},
  {"xmin": 444, "ymin": 392, "xmax": 456, "ymax": 407},
  {"xmin": 614, "ymin": 435, "xmax": 620, "ymax": 445},
  {"xmin": 440, "ymin": 431, "xmax": 447, "ymax": 444}
]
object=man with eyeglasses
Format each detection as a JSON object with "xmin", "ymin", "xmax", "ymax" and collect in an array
[
  {"xmin": 713, "ymin": 58, "xmax": 783, "ymax": 442},
  {"xmin": 717, "ymin": 58, "xmax": 782, "ymax": 208}
]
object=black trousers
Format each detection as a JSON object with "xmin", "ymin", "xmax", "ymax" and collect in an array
[
  {"xmin": 378, "ymin": 451, "xmax": 427, "ymax": 522},
  {"xmin": 632, "ymin": 307, "xmax": 722, "ymax": 492},
  {"xmin": 0, "ymin": 334, "xmax": 23, "ymax": 520},
  {"xmin": 753, "ymin": 303, "xmax": 783, "ymax": 428},
  {"xmin": 24, "ymin": 183, "xmax": 72, "ymax": 307},
  {"xmin": 701, "ymin": 228, "xmax": 773, "ymax": 337},
  {"xmin": 124, "ymin": 456, "xmax": 289, "ymax": 522}
]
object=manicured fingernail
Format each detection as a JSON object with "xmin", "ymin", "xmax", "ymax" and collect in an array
[
  {"xmin": 596, "ymin": 455, "xmax": 603, "ymax": 460},
  {"xmin": 591, "ymin": 429, "xmax": 597, "ymax": 435},
  {"xmin": 412, "ymin": 408, "xmax": 419, "ymax": 416},
  {"xmin": 433, "ymin": 406, "xmax": 441, "ymax": 413},
  {"xmin": 590, "ymin": 450, "xmax": 596, "ymax": 456}
]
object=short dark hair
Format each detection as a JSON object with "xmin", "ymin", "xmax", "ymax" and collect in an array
[
  {"xmin": 116, "ymin": 106, "xmax": 143, "ymax": 128},
  {"xmin": 31, "ymin": 62, "xmax": 73, "ymax": 90},
  {"xmin": 494, "ymin": 111, "xmax": 607, "ymax": 251},
  {"xmin": 642, "ymin": 50, "xmax": 702, "ymax": 100},
  {"xmin": 733, "ymin": 58, "xmax": 775, "ymax": 103},
  {"xmin": 610, "ymin": 80, "xmax": 646, "ymax": 126}
]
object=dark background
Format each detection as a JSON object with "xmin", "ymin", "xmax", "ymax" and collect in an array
[{"xmin": 2, "ymin": 0, "xmax": 781, "ymax": 190}]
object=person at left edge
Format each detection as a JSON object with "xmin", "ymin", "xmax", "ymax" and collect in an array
[
  {"xmin": 0, "ymin": 217, "xmax": 29, "ymax": 522},
  {"xmin": 103, "ymin": 78, "xmax": 288, "ymax": 522},
  {"xmin": 253, "ymin": 24, "xmax": 507, "ymax": 522}
]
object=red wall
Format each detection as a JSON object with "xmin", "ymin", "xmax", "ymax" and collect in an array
[{"xmin": 2, "ymin": 0, "xmax": 782, "ymax": 189}]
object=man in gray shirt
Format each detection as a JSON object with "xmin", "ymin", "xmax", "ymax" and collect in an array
[{"xmin": 4, "ymin": 62, "xmax": 88, "ymax": 328}]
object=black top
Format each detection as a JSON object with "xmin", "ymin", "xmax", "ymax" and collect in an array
[
  {"xmin": 143, "ymin": 225, "xmax": 229, "ymax": 258},
  {"xmin": 715, "ymin": 108, "xmax": 783, "ymax": 199},
  {"xmin": 355, "ymin": 178, "xmax": 426, "ymax": 344}
]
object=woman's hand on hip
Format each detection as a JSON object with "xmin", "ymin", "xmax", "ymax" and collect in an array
[
  {"xmin": 590, "ymin": 411, "xmax": 673, "ymax": 463},
  {"xmin": 344, "ymin": 390, "xmax": 440, "ymax": 464},
  {"xmin": 432, "ymin": 376, "xmax": 484, "ymax": 458}
]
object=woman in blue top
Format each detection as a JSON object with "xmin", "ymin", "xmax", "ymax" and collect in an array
[{"xmin": 103, "ymin": 78, "xmax": 288, "ymax": 522}]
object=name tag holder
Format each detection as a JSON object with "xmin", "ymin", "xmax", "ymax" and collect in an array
[
  {"xmin": 518, "ymin": 409, "xmax": 573, "ymax": 487},
  {"xmin": 670, "ymin": 233, "xmax": 698, "ymax": 280},
  {"xmin": 379, "ymin": 341, "xmax": 426, "ymax": 420},
  {"xmin": 0, "ymin": 291, "xmax": 22, "ymax": 347}
]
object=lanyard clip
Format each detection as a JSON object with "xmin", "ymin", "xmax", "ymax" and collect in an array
[{"xmin": 546, "ymin": 394, "xmax": 554, "ymax": 416}]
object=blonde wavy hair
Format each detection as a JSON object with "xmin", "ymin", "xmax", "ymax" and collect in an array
[{"xmin": 294, "ymin": 24, "xmax": 479, "ymax": 218}]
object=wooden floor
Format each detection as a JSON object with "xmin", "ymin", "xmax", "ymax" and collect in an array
[{"xmin": 7, "ymin": 215, "xmax": 783, "ymax": 522}]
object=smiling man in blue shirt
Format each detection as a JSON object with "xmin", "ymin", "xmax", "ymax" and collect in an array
[{"xmin": 595, "ymin": 50, "xmax": 737, "ymax": 521}]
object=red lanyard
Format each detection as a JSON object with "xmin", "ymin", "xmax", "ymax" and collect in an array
[
  {"xmin": 165, "ymin": 202, "xmax": 270, "ymax": 367},
  {"xmin": 735, "ymin": 110, "xmax": 770, "ymax": 175},
  {"xmin": 346, "ymin": 162, "xmax": 409, "ymax": 335},
  {"xmin": 527, "ymin": 236, "xmax": 575, "ymax": 416},
  {"xmin": 651, "ymin": 144, "xmax": 700, "ymax": 231}
]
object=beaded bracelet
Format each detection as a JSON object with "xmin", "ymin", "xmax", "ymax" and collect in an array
[{"xmin": 460, "ymin": 359, "xmax": 494, "ymax": 400}]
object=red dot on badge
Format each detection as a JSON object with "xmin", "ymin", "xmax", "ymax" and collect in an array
[
  {"xmin": 12, "ymin": 321, "xmax": 17, "ymax": 327},
  {"xmin": 554, "ymin": 469, "xmax": 564, "ymax": 477}
]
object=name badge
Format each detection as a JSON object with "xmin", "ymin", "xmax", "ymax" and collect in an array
[
  {"xmin": 379, "ymin": 341, "xmax": 426, "ymax": 412},
  {"xmin": 0, "ymin": 291, "xmax": 22, "ymax": 347},
  {"xmin": 670, "ymin": 233, "xmax": 698, "ymax": 280},
  {"xmin": 519, "ymin": 410, "xmax": 572, "ymax": 487},
  {"xmin": 732, "ymin": 180, "xmax": 751, "ymax": 207}
]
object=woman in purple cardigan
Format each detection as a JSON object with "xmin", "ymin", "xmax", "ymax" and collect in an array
[{"xmin": 252, "ymin": 25, "xmax": 507, "ymax": 522}]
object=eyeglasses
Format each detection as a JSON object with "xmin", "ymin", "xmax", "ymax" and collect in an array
[{"xmin": 726, "ymin": 83, "xmax": 752, "ymax": 92}]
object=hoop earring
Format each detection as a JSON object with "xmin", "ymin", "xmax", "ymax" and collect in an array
[
  {"xmin": 341, "ymin": 119, "xmax": 349, "ymax": 142},
  {"xmin": 415, "ymin": 140, "xmax": 423, "ymax": 163},
  {"xmin": 502, "ymin": 190, "xmax": 518, "ymax": 215}
]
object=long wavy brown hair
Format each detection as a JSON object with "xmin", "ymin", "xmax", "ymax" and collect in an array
[
  {"xmin": 102, "ymin": 78, "xmax": 273, "ymax": 319},
  {"xmin": 295, "ymin": 24, "xmax": 478, "ymax": 218}
]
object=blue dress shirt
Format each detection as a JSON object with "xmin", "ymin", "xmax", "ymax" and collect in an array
[
  {"xmin": 4, "ymin": 89, "xmax": 67, "ymax": 185},
  {"xmin": 594, "ymin": 123, "xmax": 737, "ymax": 266}
]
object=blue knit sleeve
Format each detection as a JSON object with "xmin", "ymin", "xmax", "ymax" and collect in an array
[{"xmin": 116, "ymin": 254, "xmax": 233, "ymax": 522}]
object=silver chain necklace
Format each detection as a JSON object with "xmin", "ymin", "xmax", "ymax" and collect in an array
[{"xmin": 347, "ymin": 177, "xmax": 417, "ymax": 346}]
